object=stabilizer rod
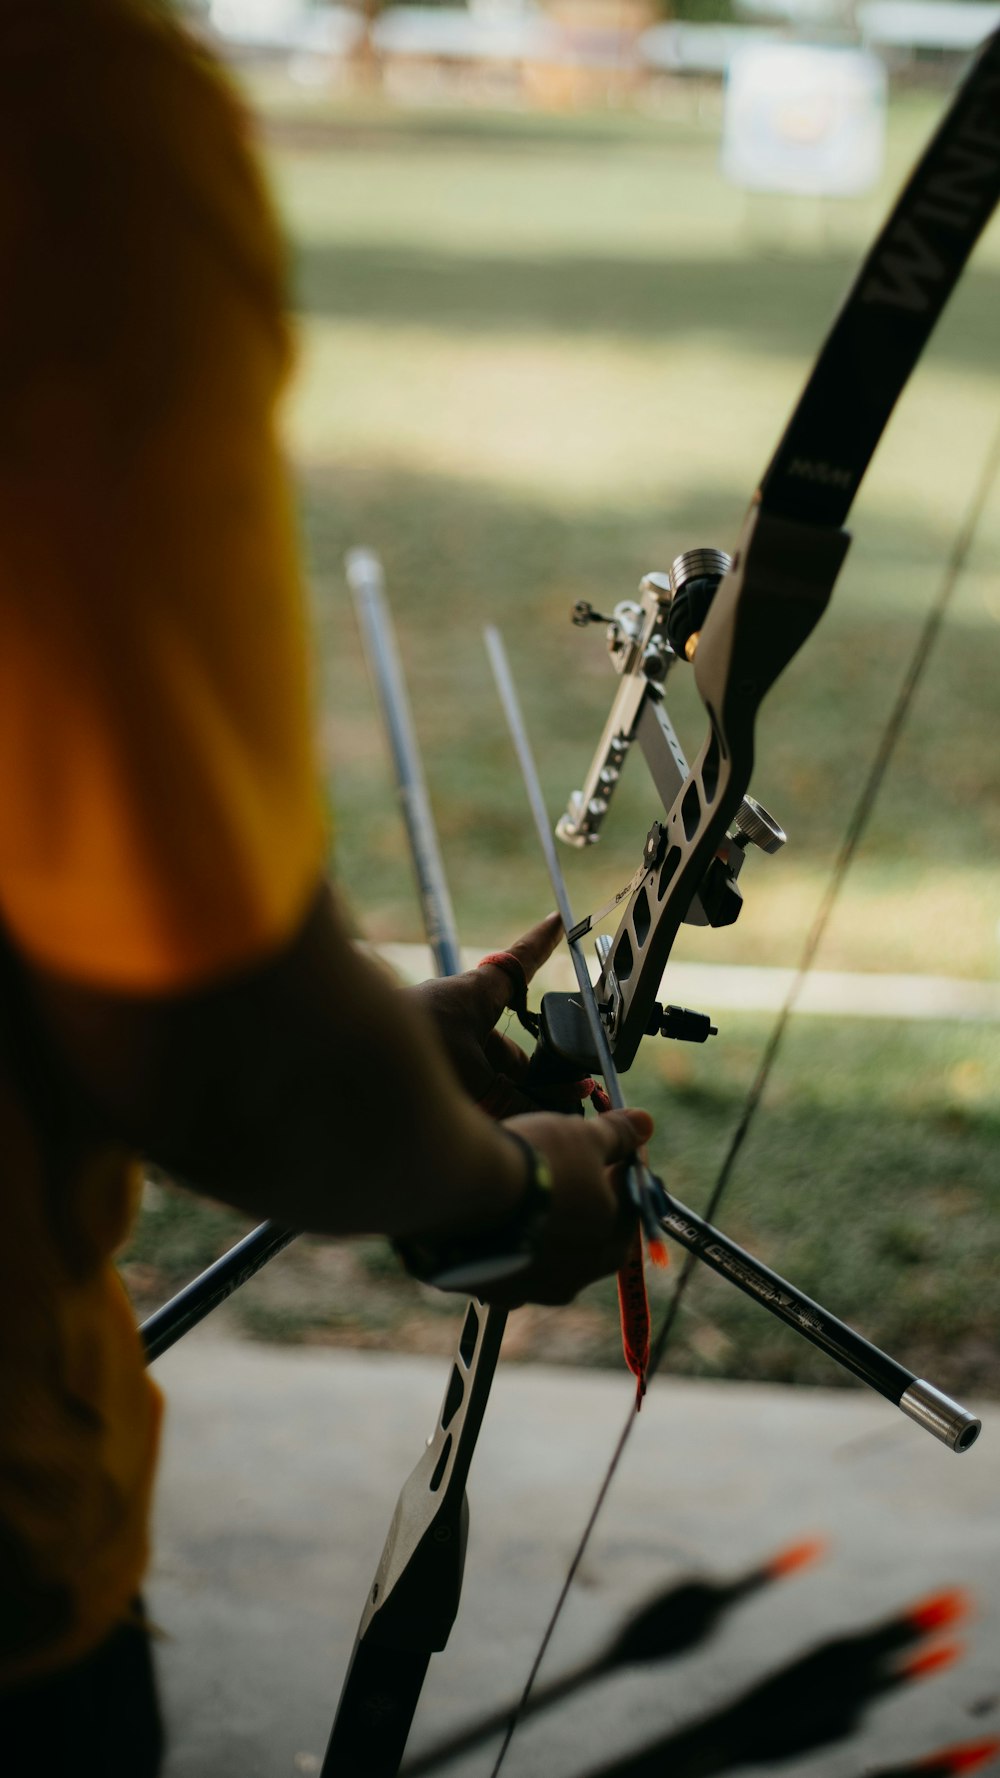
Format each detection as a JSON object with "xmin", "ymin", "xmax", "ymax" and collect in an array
[
  {"xmin": 141, "ymin": 1221, "xmax": 295, "ymax": 1363},
  {"xmin": 656, "ymin": 1193, "xmax": 979, "ymax": 1453}
]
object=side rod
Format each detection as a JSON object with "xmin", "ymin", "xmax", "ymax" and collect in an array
[
  {"xmin": 141, "ymin": 1220, "xmax": 295, "ymax": 1364},
  {"xmin": 485, "ymin": 626, "xmax": 979, "ymax": 1456},
  {"xmin": 655, "ymin": 1196, "xmax": 979, "ymax": 1452},
  {"xmin": 347, "ymin": 548, "xmax": 463, "ymax": 980}
]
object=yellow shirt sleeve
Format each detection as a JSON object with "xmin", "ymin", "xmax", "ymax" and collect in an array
[{"xmin": 0, "ymin": 0, "xmax": 326, "ymax": 991}]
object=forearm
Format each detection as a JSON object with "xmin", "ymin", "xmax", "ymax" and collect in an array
[{"xmin": 27, "ymin": 883, "xmax": 526, "ymax": 1240}]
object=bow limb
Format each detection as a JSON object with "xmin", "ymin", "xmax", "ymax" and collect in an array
[
  {"xmin": 321, "ymin": 553, "xmax": 507, "ymax": 1777},
  {"xmin": 322, "ymin": 1297, "xmax": 506, "ymax": 1776},
  {"xmin": 550, "ymin": 25, "xmax": 1000, "ymax": 1075}
]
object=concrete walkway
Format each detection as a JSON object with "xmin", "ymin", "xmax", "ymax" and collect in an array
[
  {"xmin": 372, "ymin": 944, "xmax": 1000, "ymax": 1024},
  {"xmin": 149, "ymin": 1333, "xmax": 998, "ymax": 1778}
]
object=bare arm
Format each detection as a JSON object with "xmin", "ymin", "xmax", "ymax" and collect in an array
[{"xmin": 24, "ymin": 883, "xmax": 652, "ymax": 1303}]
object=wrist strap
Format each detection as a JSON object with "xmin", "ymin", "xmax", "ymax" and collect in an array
[
  {"xmin": 500, "ymin": 1126, "xmax": 553, "ymax": 1204},
  {"xmin": 394, "ymin": 1130, "xmax": 553, "ymax": 1292}
]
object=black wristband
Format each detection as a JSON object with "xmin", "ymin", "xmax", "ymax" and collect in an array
[{"xmin": 394, "ymin": 1129, "xmax": 553, "ymax": 1293}]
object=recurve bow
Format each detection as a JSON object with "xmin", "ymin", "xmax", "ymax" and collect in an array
[
  {"xmin": 326, "ymin": 33, "xmax": 999, "ymax": 1773},
  {"xmin": 143, "ymin": 32, "xmax": 999, "ymax": 1776}
]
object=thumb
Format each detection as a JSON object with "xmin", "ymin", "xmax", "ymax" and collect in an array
[{"xmin": 590, "ymin": 1107, "xmax": 655, "ymax": 1163}]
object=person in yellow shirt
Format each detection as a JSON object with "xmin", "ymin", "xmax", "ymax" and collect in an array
[{"xmin": 0, "ymin": 3, "xmax": 651, "ymax": 1767}]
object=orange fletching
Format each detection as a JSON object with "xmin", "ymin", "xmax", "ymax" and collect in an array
[
  {"xmin": 766, "ymin": 1536, "xmax": 830, "ymax": 1578},
  {"xmin": 907, "ymin": 1590, "xmax": 973, "ymax": 1632},
  {"xmin": 923, "ymin": 1742, "xmax": 1000, "ymax": 1774},
  {"xmin": 900, "ymin": 1641, "xmax": 965, "ymax": 1681}
]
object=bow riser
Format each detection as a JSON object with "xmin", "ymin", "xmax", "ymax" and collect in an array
[
  {"xmin": 321, "ymin": 1296, "xmax": 508, "ymax": 1772},
  {"xmin": 597, "ymin": 508, "xmax": 850, "ymax": 1067}
]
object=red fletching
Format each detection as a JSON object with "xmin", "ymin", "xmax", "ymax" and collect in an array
[
  {"xmin": 899, "ymin": 1641, "xmax": 965, "ymax": 1681},
  {"xmin": 589, "ymin": 1078, "xmax": 654, "ymax": 1403},
  {"xmin": 616, "ymin": 1228, "xmax": 651, "ymax": 1409},
  {"xmin": 647, "ymin": 1236, "xmax": 669, "ymax": 1269},
  {"xmin": 765, "ymin": 1536, "xmax": 830, "ymax": 1579},
  {"xmin": 907, "ymin": 1590, "xmax": 973, "ymax": 1633},
  {"xmin": 921, "ymin": 1742, "xmax": 1000, "ymax": 1775}
]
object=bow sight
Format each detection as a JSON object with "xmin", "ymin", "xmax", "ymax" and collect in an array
[{"xmin": 546, "ymin": 525, "xmax": 836, "ymax": 1072}]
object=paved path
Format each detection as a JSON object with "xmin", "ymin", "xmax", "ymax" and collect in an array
[
  {"xmin": 372, "ymin": 944, "xmax": 1000, "ymax": 1023},
  {"xmin": 150, "ymin": 1334, "xmax": 998, "ymax": 1778}
]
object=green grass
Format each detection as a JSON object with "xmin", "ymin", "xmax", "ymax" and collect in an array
[
  {"xmin": 267, "ymin": 86, "xmax": 1000, "ymax": 973},
  {"xmin": 627, "ymin": 1015, "xmax": 1000, "ymax": 1394},
  {"xmin": 124, "ymin": 74, "xmax": 1000, "ymax": 1393},
  {"xmin": 125, "ymin": 1010, "xmax": 998, "ymax": 1391}
]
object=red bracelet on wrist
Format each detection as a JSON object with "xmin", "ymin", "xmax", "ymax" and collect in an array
[{"xmin": 478, "ymin": 951, "xmax": 540, "ymax": 1037}]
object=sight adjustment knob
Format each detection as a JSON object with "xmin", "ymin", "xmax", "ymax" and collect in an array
[
  {"xmin": 733, "ymin": 795, "xmax": 786, "ymax": 855},
  {"xmin": 670, "ymin": 548, "xmax": 733, "ymax": 595},
  {"xmin": 664, "ymin": 548, "xmax": 733, "ymax": 659}
]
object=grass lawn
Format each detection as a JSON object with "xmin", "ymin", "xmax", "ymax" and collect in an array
[
  {"xmin": 125, "ymin": 70, "xmax": 1000, "ymax": 1397},
  {"xmin": 126, "ymin": 1009, "xmax": 999, "ymax": 1393}
]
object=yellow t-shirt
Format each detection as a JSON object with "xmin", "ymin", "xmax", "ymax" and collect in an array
[{"xmin": 0, "ymin": 0, "xmax": 326, "ymax": 1684}]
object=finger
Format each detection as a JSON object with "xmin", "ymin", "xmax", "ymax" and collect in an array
[
  {"xmin": 475, "ymin": 912, "xmax": 564, "ymax": 1022},
  {"xmin": 505, "ymin": 911, "xmax": 563, "ymax": 984},
  {"xmin": 484, "ymin": 1029, "xmax": 531, "ymax": 1083},
  {"xmin": 484, "ymin": 1033, "xmax": 589, "ymax": 1115},
  {"xmin": 532, "ymin": 1081, "xmax": 596, "ymax": 1115},
  {"xmin": 589, "ymin": 1108, "xmax": 655, "ymax": 1164},
  {"xmin": 478, "ymin": 1075, "xmax": 546, "ymax": 1121}
]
